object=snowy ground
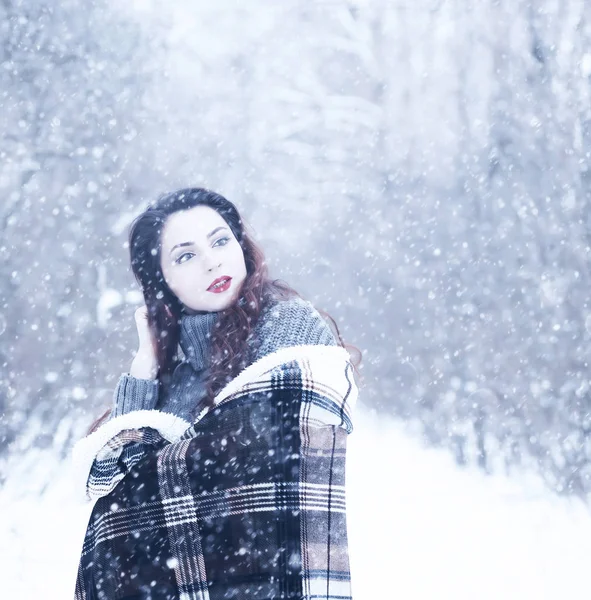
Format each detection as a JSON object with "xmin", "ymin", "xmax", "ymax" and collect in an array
[{"xmin": 1, "ymin": 406, "xmax": 591, "ymax": 599}]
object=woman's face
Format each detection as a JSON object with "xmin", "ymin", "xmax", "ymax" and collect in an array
[{"xmin": 160, "ymin": 205, "xmax": 247, "ymax": 313}]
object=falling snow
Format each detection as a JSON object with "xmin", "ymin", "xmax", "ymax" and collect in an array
[{"xmin": 2, "ymin": 0, "xmax": 591, "ymax": 597}]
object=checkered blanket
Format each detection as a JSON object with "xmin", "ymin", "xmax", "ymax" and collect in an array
[{"xmin": 72, "ymin": 344, "xmax": 358, "ymax": 600}]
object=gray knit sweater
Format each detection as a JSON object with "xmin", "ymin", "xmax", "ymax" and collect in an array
[{"xmin": 110, "ymin": 297, "xmax": 338, "ymax": 422}]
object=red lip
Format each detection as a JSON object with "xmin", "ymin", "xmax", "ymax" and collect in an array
[{"xmin": 207, "ymin": 276, "xmax": 232, "ymax": 291}]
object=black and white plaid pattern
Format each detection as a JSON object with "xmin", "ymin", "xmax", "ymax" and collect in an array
[{"xmin": 73, "ymin": 344, "xmax": 357, "ymax": 600}]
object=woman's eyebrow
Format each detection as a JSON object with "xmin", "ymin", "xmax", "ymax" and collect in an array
[{"xmin": 169, "ymin": 226, "xmax": 229, "ymax": 255}]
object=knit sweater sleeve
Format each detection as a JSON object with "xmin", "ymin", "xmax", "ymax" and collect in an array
[
  {"xmin": 110, "ymin": 372, "xmax": 160, "ymax": 417},
  {"xmin": 110, "ymin": 361, "xmax": 207, "ymax": 422},
  {"xmin": 73, "ymin": 369, "xmax": 191, "ymax": 503},
  {"xmin": 254, "ymin": 297, "xmax": 339, "ymax": 359}
]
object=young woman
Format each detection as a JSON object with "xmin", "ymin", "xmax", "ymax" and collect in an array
[{"xmin": 73, "ymin": 187, "xmax": 362, "ymax": 600}]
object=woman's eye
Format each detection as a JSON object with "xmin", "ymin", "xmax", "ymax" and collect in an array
[
  {"xmin": 175, "ymin": 238, "xmax": 229, "ymax": 265},
  {"xmin": 175, "ymin": 252, "xmax": 193, "ymax": 265}
]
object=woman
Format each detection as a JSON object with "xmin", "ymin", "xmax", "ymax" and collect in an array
[{"xmin": 73, "ymin": 187, "xmax": 362, "ymax": 600}]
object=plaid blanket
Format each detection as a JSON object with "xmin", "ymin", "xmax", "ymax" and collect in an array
[{"xmin": 72, "ymin": 344, "xmax": 358, "ymax": 600}]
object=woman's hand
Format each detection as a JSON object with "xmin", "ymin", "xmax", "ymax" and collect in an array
[{"xmin": 129, "ymin": 305, "xmax": 159, "ymax": 380}]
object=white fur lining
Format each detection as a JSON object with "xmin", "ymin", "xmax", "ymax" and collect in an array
[
  {"xmin": 71, "ymin": 410, "xmax": 192, "ymax": 501},
  {"xmin": 72, "ymin": 345, "xmax": 351, "ymax": 501},
  {"xmin": 211, "ymin": 344, "xmax": 351, "ymax": 407}
]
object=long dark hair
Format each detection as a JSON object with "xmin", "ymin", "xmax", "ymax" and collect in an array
[{"xmin": 88, "ymin": 187, "xmax": 362, "ymax": 433}]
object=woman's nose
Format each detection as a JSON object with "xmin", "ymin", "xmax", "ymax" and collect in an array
[{"xmin": 206, "ymin": 258, "xmax": 222, "ymax": 272}]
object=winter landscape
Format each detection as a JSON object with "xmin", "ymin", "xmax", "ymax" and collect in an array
[
  {"xmin": 2, "ymin": 407, "xmax": 591, "ymax": 599},
  {"xmin": 3, "ymin": 0, "xmax": 591, "ymax": 597}
]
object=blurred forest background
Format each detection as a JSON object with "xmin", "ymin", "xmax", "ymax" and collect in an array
[{"xmin": 2, "ymin": 0, "xmax": 591, "ymax": 499}]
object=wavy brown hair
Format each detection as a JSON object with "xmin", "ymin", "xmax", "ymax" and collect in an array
[{"xmin": 88, "ymin": 187, "xmax": 362, "ymax": 434}]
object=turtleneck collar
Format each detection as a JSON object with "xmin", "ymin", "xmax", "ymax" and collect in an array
[{"xmin": 179, "ymin": 311, "xmax": 219, "ymax": 371}]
